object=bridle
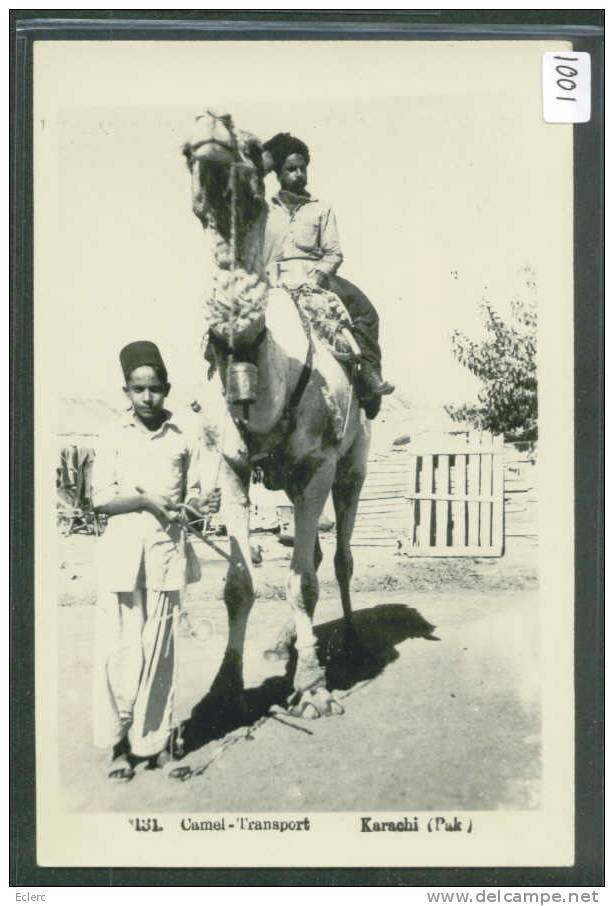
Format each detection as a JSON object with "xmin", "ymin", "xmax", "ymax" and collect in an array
[
  {"xmin": 196, "ymin": 112, "xmax": 315, "ymax": 434},
  {"xmin": 199, "ymin": 111, "xmax": 260, "ymax": 421}
]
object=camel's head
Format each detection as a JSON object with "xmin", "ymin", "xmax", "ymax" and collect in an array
[
  {"xmin": 183, "ymin": 110, "xmax": 266, "ymax": 241},
  {"xmin": 185, "ymin": 111, "xmax": 272, "ymax": 419}
]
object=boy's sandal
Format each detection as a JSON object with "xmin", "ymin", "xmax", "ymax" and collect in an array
[
  {"xmin": 148, "ymin": 750, "xmax": 171, "ymax": 770},
  {"xmin": 108, "ymin": 754, "xmax": 135, "ymax": 783}
]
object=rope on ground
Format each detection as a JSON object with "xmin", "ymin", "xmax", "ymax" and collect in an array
[
  {"xmin": 335, "ymin": 678, "xmax": 375, "ymax": 700},
  {"xmin": 167, "ymin": 671, "xmax": 374, "ymax": 782},
  {"xmin": 168, "ymin": 714, "xmax": 270, "ymax": 782}
]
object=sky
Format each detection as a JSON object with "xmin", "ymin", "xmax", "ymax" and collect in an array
[{"xmin": 34, "ymin": 40, "xmax": 572, "ymax": 421}]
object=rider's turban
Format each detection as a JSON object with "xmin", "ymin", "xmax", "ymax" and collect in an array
[{"xmin": 262, "ymin": 133, "xmax": 311, "ymax": 175}]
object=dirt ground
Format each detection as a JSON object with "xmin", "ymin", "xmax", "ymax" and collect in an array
[{"xmin": 57, "ymin": 531, "xmax": 540, "ymax": 813}]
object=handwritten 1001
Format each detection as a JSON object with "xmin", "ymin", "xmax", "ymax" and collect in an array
[{"xmin": 553, "ymin": 56, "xmax": 581, "ymax": 102}]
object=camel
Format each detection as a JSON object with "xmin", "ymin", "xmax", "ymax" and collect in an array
[{"xmin": 184, "ymin": 112, "xmax": 371, "ymax": 719}]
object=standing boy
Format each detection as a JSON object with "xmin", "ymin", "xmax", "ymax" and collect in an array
[{"xmin": 92, "ymin": 340, "xmax": 220, "ymax": 781}]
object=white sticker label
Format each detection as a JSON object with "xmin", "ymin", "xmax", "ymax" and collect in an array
[{"xmin": 543, "ymin": 52, "xmax": 591, "ymax": 123}]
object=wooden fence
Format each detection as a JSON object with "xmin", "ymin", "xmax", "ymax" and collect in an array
[{"xmin": 352, "ymin": 432, "xmax": 505, "ymax": 556}]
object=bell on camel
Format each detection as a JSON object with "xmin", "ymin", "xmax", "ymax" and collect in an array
[{"xmin": 226, "ymin": 362, "xmax": 258, "ymax": 418}]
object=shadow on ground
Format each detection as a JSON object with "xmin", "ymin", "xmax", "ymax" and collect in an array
[{"xmin": 180, "ymin": 603, "xmax": 438, "ymax": 755}]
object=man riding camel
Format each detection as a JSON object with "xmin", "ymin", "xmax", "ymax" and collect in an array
[{"xmin": 261, "ymin": 132, "xmax": 395, "ymax": 406}]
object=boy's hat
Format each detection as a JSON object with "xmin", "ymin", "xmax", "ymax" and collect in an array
[{"xmin": 120, "ymin": 340, "xmax": 167, "ymax": 382}]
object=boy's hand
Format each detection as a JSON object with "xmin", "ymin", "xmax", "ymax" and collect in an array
[
  {"xmin": 143, "ymin": 494, "xmax": 180, "ymax": 524},
  {"xmin": 186, "ymin": 488, "xmax": 221, "ymax": 517}
]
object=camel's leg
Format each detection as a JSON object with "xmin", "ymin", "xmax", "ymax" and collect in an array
[
  {"xmin": 332, "ymin": 428, "xmax": 369, "ymax": 649},
  {"xmin": 332, "ymin": 476, "xmax": 364, "ymax": 628},
  {"xmin": 286, "ymin": 464, "xmax": 344, "ymax": 718},
  {"xmin": 264, "ymin": 531, "xmax": 322, "ymax": 662},
  {"xmin": 208, "ymin": 456, "xmax": 254, "ymax": 709},
  {"xmin": 314, "ymin": 534, "xmax": 323, "ymax": 572}
]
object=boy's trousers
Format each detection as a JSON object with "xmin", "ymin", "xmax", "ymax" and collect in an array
[{"xmin": 93, "ymin": 588, "xmax": 180, "ymax": 758}]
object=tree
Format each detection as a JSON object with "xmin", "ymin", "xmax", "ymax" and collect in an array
[{"xmin": 445, "ymin": 297, "xmax": 537, "ymax": 445}]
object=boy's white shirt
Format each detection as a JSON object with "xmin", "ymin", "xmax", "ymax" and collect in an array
[{"xmin": 92, "ymin": 409, "xmax": 203, "ymax": 592}]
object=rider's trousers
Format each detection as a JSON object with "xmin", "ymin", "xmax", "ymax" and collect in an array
[{"xmin": 327, "ymin": 275, "xmax": 383, "ymax": 372}]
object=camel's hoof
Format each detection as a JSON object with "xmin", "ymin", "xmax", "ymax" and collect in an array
[
  {"xmin": 293, "ymin": 647, "xmax": 326, "ymax": 694},
  {"xmin": 288, "ymin": 687, "xmax": 344, "ymax": 719}
]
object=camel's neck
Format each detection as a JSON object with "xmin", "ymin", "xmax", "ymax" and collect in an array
[
  {"xmin": 226, "ymin": 288, "xmax": 310, "ymax": 437},
  {"xmin": 207, "ymin": 206, "xmax": 310, "ymax": 438},
  {"xmin": 209, "ymin": 206, "xmax": 268, "ymax": 277},
  {"xmin": 240, "ymin": 208, "xmax": 268, "ymax": 277}
]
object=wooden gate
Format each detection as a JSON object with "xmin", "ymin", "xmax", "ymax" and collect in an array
[{"xmin": 352, "ymin": 432, "xmax": 505, "ymax": 556}]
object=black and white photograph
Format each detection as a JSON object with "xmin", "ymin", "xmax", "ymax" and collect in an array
[{"xmin": 29, "ymin": 35, "xmax": 586, "ymax": 869}]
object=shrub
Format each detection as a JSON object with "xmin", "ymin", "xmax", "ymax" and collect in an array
[{"xmin": 445, "ymin": 297, "xmax": 537, "ymax": 446}]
